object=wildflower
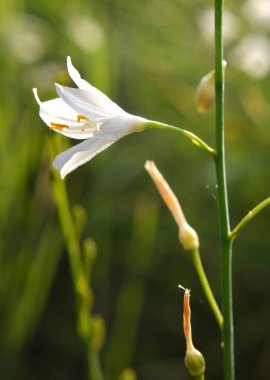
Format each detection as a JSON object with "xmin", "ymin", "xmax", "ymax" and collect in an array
[
  {"xmin": 33, "ymin": 56, "xmax": 146, "ymax": 178},
  {"xmin": 182, "ymin": 288, "xmax": 205, "ymax": 378},
  {"xmin": 145, "ymin": 161, "xmax": 199, "ymax": 251}
]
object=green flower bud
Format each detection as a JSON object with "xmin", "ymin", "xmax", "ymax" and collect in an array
[
  {"xmin": 185, "ymin": 347, "xmax": 205, "ymax": 378},
  {"xmin": 90, "ymin": 314, "xmax": 106, "ymax": 351},
  {"xmin": 73, "ymin": 204, "xmax": 87, "ymax": 237},
  {"xmin": 119, "ymin": 368, "xmax": 137, "ymax": 380},
  {"xmin": 82, "ymin": 238, "xmax": 97, "ymax": 281},
  {"xmin": 179, "ymin": 222, "xmax": 199, "ymax": 251}
]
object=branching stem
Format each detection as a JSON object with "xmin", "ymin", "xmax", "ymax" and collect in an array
[{"xmin": 230, "ymin": 197, "xmax": 270, "ymax": 240}]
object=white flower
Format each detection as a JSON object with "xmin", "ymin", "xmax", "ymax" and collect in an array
[{"xmin": 33, "ymin": 56, "xmax": 146, "ymax": 178}]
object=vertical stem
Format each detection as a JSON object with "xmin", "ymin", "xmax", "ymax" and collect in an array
[{"xmin": 214, "ymin": 1, "xmax": 234, "ymax": 380}]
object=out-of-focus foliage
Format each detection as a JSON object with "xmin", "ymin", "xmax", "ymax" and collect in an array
[{"xmin": 1, "ymin": 0, "xmax": 270, "ymax": 379}]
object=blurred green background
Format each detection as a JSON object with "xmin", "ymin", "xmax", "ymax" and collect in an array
[{"xmin": 1, "ymin": 0, "xmax": 270, "ymax": 379}]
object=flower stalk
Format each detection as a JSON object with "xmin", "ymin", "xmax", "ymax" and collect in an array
[
  {"xmin": 143, "ymin": 121, "xmax": 215, "ymax": 157},
  {"xmin": 230, "ymin": 196, "xmax": 270, "ymax": 240},
  {"xmin": 214, "ymin": 1, "xmax": 234, "ymax": 379}
]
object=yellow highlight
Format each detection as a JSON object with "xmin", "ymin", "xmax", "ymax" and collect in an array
[
  {"xmin": 50, "ymin": 122, "xmax": 69, "ymax": 131},
  {"xmin": 77, "ymin": 115, "xmax": 88, "ymax": 122}
]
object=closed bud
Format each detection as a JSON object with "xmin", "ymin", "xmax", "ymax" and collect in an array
[
  {"xmin": 82, "ymin": 238, "xmax": 97, "ymax": 281},
  {"xmin": 145, "ymin": 161, "xmax": 199, "ymax": 252},
  {"xmin": 185, "ymin": 347, "xmax": 205, "ymax": 378},
  {"xmin": 119, "ymin": 369, "xmax": 137, "ymax": 380},
  {"xmin": 90, "ymin": 314, "xmax": 106, "ymax": 351},
  {"xmin": 195, "ymin": 60, "xmax": 227, "ymax": 113},
  {"xmin": 179, "ymin": 222, "xmax": 199, "ymax": 251},
  {"xmin": 73, "ymin": 204, "xmax": 87, "ymax": 237},
  {"xmin": 196, "ymin": 70, "xmax": 215, "ymax": 113}
]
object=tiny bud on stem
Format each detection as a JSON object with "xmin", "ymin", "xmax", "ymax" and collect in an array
[{"xmin": 195, "ymin": 60, "xmax": 227, "ymax": 113}]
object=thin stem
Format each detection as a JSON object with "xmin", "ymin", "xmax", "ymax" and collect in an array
[
  {"xmin": 50, "ymin": 139, "xmax": 104, "ymax": 380},
  {"xmin": 190, "ymin": 249, "xmax": 223, "ymax": 328},
  {"xmin": 230, "ymin": 196, "xmax": 270, "ymax": 240},
  {"xmin": 196, "ymin": 375, "xmax": 205, "ymax": 380},
  {"xmin": 144, "ymin": 120, "xmax": 216, "ymax": 156},
  {"xmin": 215, "ymin": 1, "xmax": 234, "ymax": 380},
  {"xmin": 88, "ymin": 350, "xmax": 104, "ymax": 380},
  {"xmin": 51, "ymin": 166, "xmax": 82, "ymax": 283}
]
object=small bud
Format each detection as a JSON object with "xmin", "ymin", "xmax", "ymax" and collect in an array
[
  {"xmin": 196, "ymin": 70, "xmax": 215, "ymax": 113},
  {"xmin": 185, "ymin": 349, "xmax": 206, "ymax": 378},
  {"xmin": 90, "ymin": 315, "xmax": 106, "ymax": 351},
  {"xmin": 179, "ymin": 222, "xmax": 199, "ymax": 251},
  {"xmin": 73, "ymin": 204, "xmax": 87, "ymax": 237},
  {"xmin": 145, "ymin": 161, "xmax": 199, "ymax": 251},
  {"xmin": 195, "ymin": 60, "xmax": 227, "ymax": 113},
  {"xmin": 82, "ymin": 238, "xmax": 97, "ymax": 281},
  {"xmin": 182, "ymin": 289, "xmax": 205, "ymax": 378},
  {"xmin": 119, "ymin": 368, "xmax": 137, "ymax": 380}
]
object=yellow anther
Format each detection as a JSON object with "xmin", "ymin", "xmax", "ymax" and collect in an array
[
  {"xmin": 50, "ymin": 122, "xmax": 69, "ymax": 131},
  {"xmin": 77, "ymin": 115, "xmax": 88, "ymax": 122}
]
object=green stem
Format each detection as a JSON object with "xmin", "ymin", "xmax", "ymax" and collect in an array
[
  {"xmin": 230, "ymin": 196, "xmax": 270, "ymax": 240},
  {"xmin": 51, "ymin": 167, "xmax": 82, "ymax": 284},
  {"xmin": 143, "ymin": 120, "xmax": 216, "ymax": 156},
  {"xmin": 88, "ymin": 350, "xmax": 104, "ymax": 380},
  {"xmin": 215, "ymin": 1, "xmax": 234, "ymax": 380},
  {"xmin": 50, "ymin": 140, "xmax": 104, "ymax": 380},
  {"xmin": 196, "ymin": 375, "xmax": 205, "ymax": 380},
  {"xmin": 190, "ymin": 249, "xmax": 223, "ymax": 328}
]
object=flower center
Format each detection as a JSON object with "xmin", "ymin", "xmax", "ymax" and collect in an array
[{"xmin": 50, "ymin": 114, "xmax": 93, "ymax": 132}]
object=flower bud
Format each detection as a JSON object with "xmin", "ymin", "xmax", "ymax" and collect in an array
[
  {"xmin": 179, "ymin": 222, "xmax": 199, "ymax": 251},
  {"xmin": 145, "ymin": 161, "xmax": 199, "ymax": 251},
  {"xmin": 195, "ymin": 60, "xmax": 227, "ymax": 113},
  {"xmin": 90, "ymin": 314, "xmax": 106, "ymax": 351},
  {"xmin": 195, "ymin": 70, "xmax": 215, "ymax": 113},
  {"xmin": 183, "ymin": 289, "xmax": 205, "ymax": 378},
  {"xmin": 82, "ymin": 238, "xmax": 97, "ymax": 281},
  {"xmin": 185, "ymin": 348, "xmax": 206, "ymax": 378},
  {"xmin": 119, "ymin": 369, "xmax": 137, "ymax": 380}
]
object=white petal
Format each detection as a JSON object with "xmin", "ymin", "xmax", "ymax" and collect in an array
[
  {"xmin": 53, "ymin": 115, "xmax": 146, "ymax": 178},
  {"xmin": 100, "ymin": 114, "xmax": 145, "ymax": 135},
  {"xmin": 67, "ymin": 56, "xmax": 125, "ymax": 115},
  {"xmin": 53, "ymin": 132, "xmax": 120, "ymax": 179},
  {"xmin": 55, "ymin": 84, "xmax": 113, "ymax": 119},
  {"xmin": 33, "ymin": 89, "xmax": 97, "ymax": 139}
]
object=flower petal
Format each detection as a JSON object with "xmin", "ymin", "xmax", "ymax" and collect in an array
[
  {"xmin": 67, "ymin": 56, "xmax": 124, "ymax": 115},
  {"xmin": 55, "ymin": 84, "xmax": 114, "ymax": 119},
  {"xmin": 53, "ymin": 132, "xmax": 121, "ymax": 179},
  {"xmin": 33, "ymin": 88, "xmax": 98, "ymax": 139},
  {"xmin": 53, "ymin": 114, "xmax": 142, "ymax": 178}
]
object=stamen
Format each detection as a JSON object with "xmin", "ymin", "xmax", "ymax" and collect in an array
[
  {"xmin": 77, "ymin": 115, "xmax": 88, "ymax": 122},
  {"xmin": 50, "ymin": 122, "xmax": 69, "ymax": 131}
]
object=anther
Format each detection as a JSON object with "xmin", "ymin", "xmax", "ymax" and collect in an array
[
  {"xmin": 50, "ymin": 122, "xmax": 69, "ymax": 131},
  {"xmin": 77, "ymin": 115, "xmax": 88, "ymax": 122}
]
